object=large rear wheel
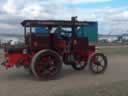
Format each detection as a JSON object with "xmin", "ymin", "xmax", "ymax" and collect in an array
[{"xmin": 31, "ymin": 50, "xmax": 63, "ymax": 80}]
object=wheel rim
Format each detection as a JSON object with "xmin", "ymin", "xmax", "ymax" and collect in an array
[
  {"xmin": 90, "ymin": 54, "xmax": 107, "ymax": 73},
  {"xmin": 35, "ymin": 54, "xmax": 59, "ymax": 78}
]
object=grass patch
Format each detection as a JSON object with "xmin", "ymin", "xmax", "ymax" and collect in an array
[{"xmin": 55, "ymin": 80, "xmax": 128, "ymax": 96}]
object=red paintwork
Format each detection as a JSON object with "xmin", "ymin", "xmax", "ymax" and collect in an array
[
  {"xmin": 4, "ymin": 53, "xmax": 30, "ymax": 68},
  {"xmin": 2, "ymin": 33, "xmax": 96, "ymax": 69},
  {"xmin": 3, "ymin": 46, "xmax": 95, "ymax": 69},
  {"xmin": 3, "ymin": 44, "xmax": 96, "ymax": 69}
]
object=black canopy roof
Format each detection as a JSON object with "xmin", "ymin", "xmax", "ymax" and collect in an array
[{"xmin": 21, "ymin": 20, "xmax": 97, "ymax": 27}]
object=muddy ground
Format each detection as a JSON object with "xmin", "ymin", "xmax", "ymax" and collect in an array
[{"xmin": 0, "ymin": 48, "xmax": 128, "ymax": 96}]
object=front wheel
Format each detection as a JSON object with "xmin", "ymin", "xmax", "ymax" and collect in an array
[{"xmin": 88, "ymin": 53, "xmax": 108, "ymax": 74}]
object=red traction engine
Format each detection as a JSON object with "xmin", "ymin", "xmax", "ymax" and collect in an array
[{"xmin": 1, "ymin": 17, "xmax": 108, "ymax": 80}]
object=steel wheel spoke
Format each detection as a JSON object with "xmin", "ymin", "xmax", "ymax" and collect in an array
[
  {"xmin": 92, "ymin": 63, "xmax": 97, "ymax": 72},
  {"xmin": 100, "ymin": 64, "xmax": 104, "ymax": 68},
  {"xmin": 92, "ymin": 62, "xmax": 104, "ymax": 72},
  {"xmin": 99, "ymin": 58, "xmax": 104, "ymax": 63},
  {"xmin": 96, "ymin": 56, "xmax": 103, "ymax": 62},
  {"xmin": 36, "ymin": 55, "xmax": 57, "ymax": 76},
  {"xmin": 95, "ymin": 65, "xmax": 98, "ymax": 70},
  {"xmin": 96, "ymin": 56, "xmax": 99, "ymax": 60}
]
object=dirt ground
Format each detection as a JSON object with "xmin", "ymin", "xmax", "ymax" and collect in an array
[{"xmin": 0, "ymin": 49, "xmax": 128, "ymax": 96}]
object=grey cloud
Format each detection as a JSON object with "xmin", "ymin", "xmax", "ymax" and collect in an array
[
  {"xmin": 0, "ymin": 14, "xmax": 26, "ymax": 25},
  {"xmin": 0, "ymin": 0, "xmax": 128, "ymax": 35}
]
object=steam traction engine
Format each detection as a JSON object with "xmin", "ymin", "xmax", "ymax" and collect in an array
[{"xmin": 1, "ymin": 17, "xmax": 108, "ymax": 80}]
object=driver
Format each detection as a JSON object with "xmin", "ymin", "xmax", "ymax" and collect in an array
[{"xmin": 54, "ymin": 26, "xmax": 72, "ymax": 40}]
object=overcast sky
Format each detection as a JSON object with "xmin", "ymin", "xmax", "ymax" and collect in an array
[{"xmin": 0, "ymin": 0, "xmax": 128, "ymax": 35}]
